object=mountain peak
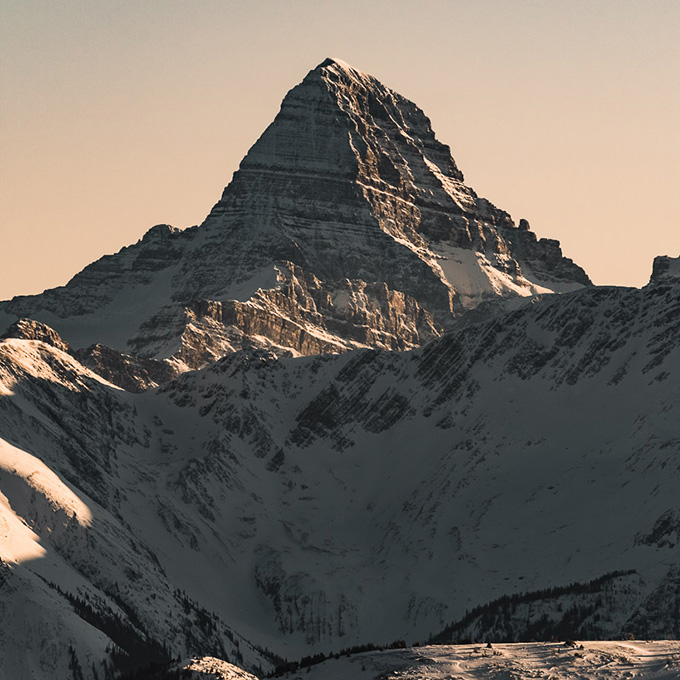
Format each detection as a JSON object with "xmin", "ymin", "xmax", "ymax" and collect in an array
[
  {"xmin": 0, "ymin": 58, "xmax": 590, "ymax": 370},
  {"xmin": 316, "ymin": 56, "xmax": 358, "ymax": 72},
  {"xmin": 313, "ymin": 57, "xmax": 374, "ymax": 86}
]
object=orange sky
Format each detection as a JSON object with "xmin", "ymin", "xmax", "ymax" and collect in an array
[{"xmin": 1, "ymin": 0, "xmax": 678, "ymax": 300}]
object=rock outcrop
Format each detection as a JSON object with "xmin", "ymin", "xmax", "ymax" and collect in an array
[
  {"xmin": 74, "ymin": 343, "xmax": 179, "ymax": 392},
  {"xmin": 1, "ymin": 318, "xmax": 71, "ymax": 353},
  {"xmin": 650, "ymin": 254, "xmax": 680, "ymax": 282}
]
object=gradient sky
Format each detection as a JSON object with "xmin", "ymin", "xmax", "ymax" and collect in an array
[{"xmin": 1, "ymin": 0, "xmax": 678, "ymax": 300}]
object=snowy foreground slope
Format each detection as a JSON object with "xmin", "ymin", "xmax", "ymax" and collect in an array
[
  {"xmin": 0, "ymin": 58, "xmax": 587, "ymax": 377},
  {"xmin": 1, "ymin": 262, "xmax": 679, "ymax": 679},
  {"xmin": 275, "ymin": 642, "xmax": 680, "ymax": 680},
  {"xmin": 165, "ymin": 642, "xmax": 680, "ymax": 680}
]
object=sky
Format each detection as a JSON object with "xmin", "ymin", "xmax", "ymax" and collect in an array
[{"xmin": 1, "ymin": 0, "xmax": 678, "ymax": 300}]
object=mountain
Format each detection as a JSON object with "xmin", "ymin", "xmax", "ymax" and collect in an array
[
  {"xmin": 1, "ymin": 258, "xmax": 678, "ymax": 678},
  {"xmin": 0, "ymin": 58, "xmax": 588, "ymax": 381},
  {"xmin": 1, "ymin": 58, "xmax": 676, "ymax": 680}
]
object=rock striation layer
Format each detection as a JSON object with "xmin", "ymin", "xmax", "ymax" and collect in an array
[{"xmin": 0, "ymin": 59, "xmax": 589, "ymax": 381}]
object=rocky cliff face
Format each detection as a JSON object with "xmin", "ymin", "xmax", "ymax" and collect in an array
[
  {"xmin": 650, "ymin": 254, "xmax": 680, "ymax": 282},
  {"xmin": 0, "ymin": 59, "xmax": 589, "ymax": 380},
  {"xmin": 1, "ymin": 317, "xmax": 71, "ymax": 353}
]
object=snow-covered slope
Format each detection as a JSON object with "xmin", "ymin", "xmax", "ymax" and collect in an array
[
  {"xmin": 0, "ymin": 59, "xmax": 588, "ymax": 376},
  {"xmin": 178, "ymin": 657, "xmax": 259, "ymax": 680},
  {"xmin": 0, "ymin": 340, "xmax": 273, "ymax": 679},
  {"xmin": 275, "ymin": 642, "xmax": 680, "ymax": 680},
  {"xmin": 0, "ymin": 267, "xmax": 678, "ymax": 678}
]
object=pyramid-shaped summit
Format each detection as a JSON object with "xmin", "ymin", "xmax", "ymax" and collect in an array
[{"xmin": 0, "ymin": 58, "xmax": 590, "ymax": 382}]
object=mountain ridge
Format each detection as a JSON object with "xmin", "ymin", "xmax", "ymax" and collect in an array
[{"xmin": 1, "ymin": 267, "xmax": 679, "ymax": 677}]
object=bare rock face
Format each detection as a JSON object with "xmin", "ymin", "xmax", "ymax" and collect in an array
[
  {"xmin": 650, "ymin": 255, "xmax": 680, "ymax": 282},
  {"xmin": 74, "ymin": 343, "xmax": 179, "ymax": 392},
  {"xmin": 0, "ymin": 59, "xmax": 590, "ymax": 381},
  {"xmin": 1, "ymin": 318, "xmax": 71, "ymax": 353}
]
